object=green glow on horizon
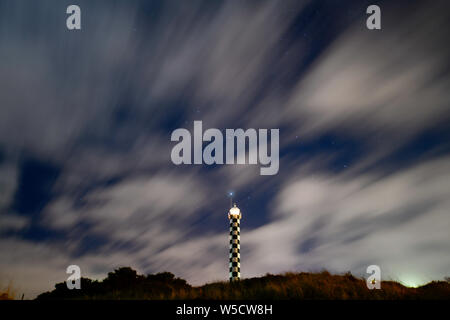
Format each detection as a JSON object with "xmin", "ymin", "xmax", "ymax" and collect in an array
[{"xmin": 398, "ymin": 275, "xmax": 426, "ymax": 288}]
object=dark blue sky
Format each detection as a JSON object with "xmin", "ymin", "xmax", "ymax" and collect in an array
[{"xmin": 0, "ymin": 0, "xmax": 449, "ymax": 297}]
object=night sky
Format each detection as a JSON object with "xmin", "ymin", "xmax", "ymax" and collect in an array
[{"xmin": 1, "ymin": 0, "xmax": 450, "ymax": 298}]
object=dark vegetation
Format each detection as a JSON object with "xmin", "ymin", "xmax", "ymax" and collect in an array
[{"xmin": 36, "ymin": 267, "xmax": 450, "ymax": 300}]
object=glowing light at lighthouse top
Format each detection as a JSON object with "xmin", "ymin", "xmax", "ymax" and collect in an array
[{"xmin": 228, "ymin": 204, "xmax": 242, "ymax": 219}]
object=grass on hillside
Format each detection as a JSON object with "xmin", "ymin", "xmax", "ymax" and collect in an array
[{"xmin": 34, "ymin": 267, "xmax": 450, "ymax": 300}]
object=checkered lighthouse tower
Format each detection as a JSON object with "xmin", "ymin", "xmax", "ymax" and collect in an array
[{"xmin": 228, "ymin": 203, "xmax": 241, "ymax": 281}]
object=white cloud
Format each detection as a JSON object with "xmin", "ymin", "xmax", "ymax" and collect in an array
[
  {"xmin": 285, "ymin": 1, "xmax": 450, "ymax": 143},
  {"xmin": 0, "ymin": 214, "xmax": 28, "ymax": 233},
  {"xmin": 244, "ymin": 155, "xmax": 450, "ymax": 283},
  {"xmin": 42, "ymin": 171, "xmax": 209, "ymax": 244}
]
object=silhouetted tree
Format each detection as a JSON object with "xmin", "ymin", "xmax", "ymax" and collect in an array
[{"xmin": 36, "ymin": 267, "xmax": 450, "ymax": 300}]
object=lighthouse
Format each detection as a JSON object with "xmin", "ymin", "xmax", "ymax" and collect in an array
[{"xmin": 228, "ymin": 203, "xmax": 241, "ymax": 281}]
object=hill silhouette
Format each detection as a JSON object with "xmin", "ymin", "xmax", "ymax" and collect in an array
[{"xmin": 35, "ymin": 267, "xmax": 450, "ymax": 300}]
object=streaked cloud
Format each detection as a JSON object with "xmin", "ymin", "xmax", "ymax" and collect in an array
[{"xmin": 0, "ymin": 0, "xmax": 449, "ymax": 298}]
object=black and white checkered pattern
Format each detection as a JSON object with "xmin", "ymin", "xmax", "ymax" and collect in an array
[{"xmin": 229, "ymin": 217, "xmax": 240, "ymax": 281}]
